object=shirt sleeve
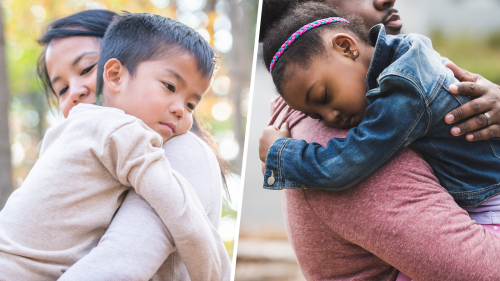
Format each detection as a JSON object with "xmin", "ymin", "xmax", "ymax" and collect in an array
[
  {"xmin": 263, "ymin": 75, "xmax": 429, "ymax": 191},
  {"xmin": 58, "ymin": 189, "xmax": 174, "ymax": 281},
  {"xmin": 100, "ymin": 121, "xmax": 231, "ymax": 281}
]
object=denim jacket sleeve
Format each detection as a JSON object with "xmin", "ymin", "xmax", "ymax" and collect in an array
[{"xmin": 263, "ymin": 74, "xmax": 430, "ymax": 191}]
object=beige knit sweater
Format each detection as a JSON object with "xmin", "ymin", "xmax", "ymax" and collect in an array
[{"xmin": 0, "ymin": 104, "xmax": 229, "ymax": 280}]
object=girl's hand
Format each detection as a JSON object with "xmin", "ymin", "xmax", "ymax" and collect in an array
[
  {"xmin": 259, "ymin": 123, "xmax": 290, "ymax": 162},
  {"xmin": 444, "ymin": 61, "xmax": 500, "ymax": 141}
]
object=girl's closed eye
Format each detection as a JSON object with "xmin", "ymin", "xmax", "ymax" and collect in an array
[
  {"xmin": 307, "ymin": 113, "xmax": 323, "ymax": 122},
  {"xmin": 322, "ymin": 88, "xmax": 328, "ymax": 104},
  {"xmin": 163, "ymin": 82, "xmax": 176, "ymax": 93},
  {"xmin": 80, "ymin": 64, "xmax": 96, "ymax": 75}
]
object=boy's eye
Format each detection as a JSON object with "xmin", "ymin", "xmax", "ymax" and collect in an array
[
  {"xmin": 187, "ymin": 103, "xmax": 195, "ymax": 110},
  {"xmin": 163, "ymin": 82, "xmax": 176, "ymax": 93},
  {"xmin": 81, "ymin": 64, "xmax": 96, "ymax": 75},
  {"xmin": 59, "ymin": 86, "xmax": 69, "ymax": 96}
]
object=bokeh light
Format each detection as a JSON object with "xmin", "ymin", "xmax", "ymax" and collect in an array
[
  {"xmin": 11, "ymin": 142, "xmax": 25, "ymax": 165},
  {"xmin": 211, "ymin": 101, "xmax": 232, "ymax": 121},
  {"xmin": 214, "ymin": 30, "xmax": 232, "ymax": 53},
  {"xmin": 219, "ymin": 138, "xmax": 239, "ymax": 161},
  {"xmin": 196, "ymin": 28, "xmax": 210, "ymax": 43},
  {"xmin": 213, "ymin": 15, "xmax": 231, "ymax": 32},
  {"xmin": 176, "ymin": 0, "xmax": 205, "ymax": 13},
  {"xmin": 30, "ymin": 5, "xmax": 46, "ymax": 23},
  {"xmin": 212, "ymin": 76, "xmax": 231, "ymax": 96},
  {"xmin": 218, "ymin": 215, "xmax": 237, "ymax": 242},
  {"xmin": 150, "ymin": 0, "xmax": 169, "ymax": 9}
]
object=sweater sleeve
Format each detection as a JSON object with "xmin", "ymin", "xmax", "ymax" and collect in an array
[
  {"xmin": 100, "ymin": 121, "xmax": 230, "ymax": 281},
  {"xmin": 58, "ymin": 189, "xmax": 175, "ymax": 281},
  {"xmin": 263, "ymin": 75, "xmax": 429, "ymax": 191},
  {"xmin": 60, "ymin": 132, "xmax": 225, "ymax": 280}
]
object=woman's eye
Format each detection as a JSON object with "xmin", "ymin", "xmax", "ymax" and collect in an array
[
  {"xmin": 59, "ymin": 86, "xmax": 69, "ymax": 96},
  {"xmin": 163, "ymin": 82, "xmax": 176, "ymax": 93},
  {"xmin": 187, "ymin": 103, "xmax": 195, "ymax": 110},
  {"xmin": 81, "ymin": 64, "xmax": 96, "ymax": 75}
]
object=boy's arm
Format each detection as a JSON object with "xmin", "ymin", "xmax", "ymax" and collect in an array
[
  {"xmin": 263, "ymin": 75, "xmax": 428, "ymax": 191},
  {"xmin": 60, "ymin": 132, "xmax": 223, "ymax": 281},
  {"xmin": 102, "ymin": 121, "xmax": 231, "ymax": 281},
  {"xmin": 58, "ymin": 189, "xmax": 174, "ymax": 281}
]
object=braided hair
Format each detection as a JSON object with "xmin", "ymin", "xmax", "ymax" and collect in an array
[{"xmin": 261, "ymin": 2, "xmax": 370, "ymax": 95}]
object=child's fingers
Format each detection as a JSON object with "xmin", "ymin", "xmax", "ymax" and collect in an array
[{"xmin": 280, "ymin": 122, "xmax": 288, "ymax": 131}]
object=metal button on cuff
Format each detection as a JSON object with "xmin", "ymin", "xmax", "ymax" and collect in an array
[{"xmin": 267, "ymin": 170, "xmax": 275, "ymax": 186}]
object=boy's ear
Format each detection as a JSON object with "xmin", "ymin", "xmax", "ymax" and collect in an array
[
  {"xmin": 103, "ymin": 58, "xmax": 125, "ymax": 93},
  {"xmin": 331, "ymin": 33, "xmax": 359, "ymax": 59}
]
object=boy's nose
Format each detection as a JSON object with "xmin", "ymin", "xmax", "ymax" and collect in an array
[
  {"xmin": 374, "ymin": 0, "xmax": 395, "ymax": 10},
  {"xmin": 169, "ymin": 102, "xmax": 184, "ymax": 119}
]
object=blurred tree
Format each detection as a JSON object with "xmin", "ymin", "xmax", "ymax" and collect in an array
[
  {"xmin": 0, "ymin": 1, "xmax": 13, "ymax": 209},
  {"xmin": 230, "ymin": 0, "xmax": 253, "ymax": 171}
]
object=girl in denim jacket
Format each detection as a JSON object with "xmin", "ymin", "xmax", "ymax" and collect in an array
[{"xmin": 259, "ymin": 2, "xmax": 500, "ymax": 223}]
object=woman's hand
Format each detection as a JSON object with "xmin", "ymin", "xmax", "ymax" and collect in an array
[
  {"xmin": 259, "ymin": 123, "xmax": 290, "ymax": 162},
  {"xmin": 444, "ymin": 61, "xmax": 500, "ymax": 141}
]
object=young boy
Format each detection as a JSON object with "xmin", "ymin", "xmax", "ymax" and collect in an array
[{"xmin": 0, "ymin": 13, "xmax": 230, "ymax": 280}]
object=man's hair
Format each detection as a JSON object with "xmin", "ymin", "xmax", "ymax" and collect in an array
[{"xmin": 96, "ymin": 13, "xmax": 218, "ymax": 96}]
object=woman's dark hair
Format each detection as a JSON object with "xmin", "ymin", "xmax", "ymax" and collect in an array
[
  {"xmin": 37, "ymin": 9, "xmax": 117, "ymax": 105},
  {"xmin": 262, "ymin": 2, "xmax": 370, "ymax": 95},
  {"xmin": 36, "ymin": 10, "xmax": 231, "ymax": 200}
]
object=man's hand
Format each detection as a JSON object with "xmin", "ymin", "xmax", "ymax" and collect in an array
[
  {"xmin": 444, "ymin": 61, "xmax": 500, "ymax": 141},
  {"xmin": 259, "ymin": 123, "xmax": 290, "ymax": 162}
]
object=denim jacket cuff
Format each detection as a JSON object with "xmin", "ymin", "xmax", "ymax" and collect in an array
[{"xmin": 263, "ymin": 138, "xmax": 291, "ymax": 190}]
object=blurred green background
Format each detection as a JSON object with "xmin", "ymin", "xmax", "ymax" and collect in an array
[
  {"xmin": 431, "ymin": 30, "xmax": 500, "ymax": 84},
  {"xmin": 1, "ymin": 0, "xmax": 258, "ymax": 261}
]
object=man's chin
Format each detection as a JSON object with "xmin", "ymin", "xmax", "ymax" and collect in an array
[{"xmin": 384, "ymin": 23, "xmax": 403, "ymax": 35}]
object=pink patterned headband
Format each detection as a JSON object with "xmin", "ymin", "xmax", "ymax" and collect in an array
[{"xmin": 269, "ymin": 17, "xmax": 350, "ymax": 75}]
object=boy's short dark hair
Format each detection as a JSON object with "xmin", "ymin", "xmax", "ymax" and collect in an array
[{"xmin": 96, "ymin": 13, "xmax": 218, "ymax": 96}]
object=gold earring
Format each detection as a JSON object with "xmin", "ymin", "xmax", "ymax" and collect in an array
[{"xmin": 353, "ymin": 50, "xmax": 359, "ymax": 59}]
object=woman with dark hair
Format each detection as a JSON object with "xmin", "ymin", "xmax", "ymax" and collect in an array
[
  {"xmin": 34, "ymin": 10, "xmax": 230, "ymax": 280},
  {"xmin": 259, "ymin": 0, "xmax": 500, "ymax": 280}
]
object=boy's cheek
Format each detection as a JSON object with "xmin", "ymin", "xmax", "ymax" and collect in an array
[{"xmin": 177, "ymin": 118, "xmax": 193, "ymax": 136}]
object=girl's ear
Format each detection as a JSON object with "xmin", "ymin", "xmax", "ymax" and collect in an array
[
  {"xmin": 103, "ymin": 58, "xmax": 125, "ymax": 94},
  {"xmin": 331, "ymin": 33, "xmax": 359, "ymax": 60}
]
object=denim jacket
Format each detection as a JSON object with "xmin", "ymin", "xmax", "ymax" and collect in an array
[{"xmin": 263, "ymin": 24, "xmax": 500, "ymax": 207}]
